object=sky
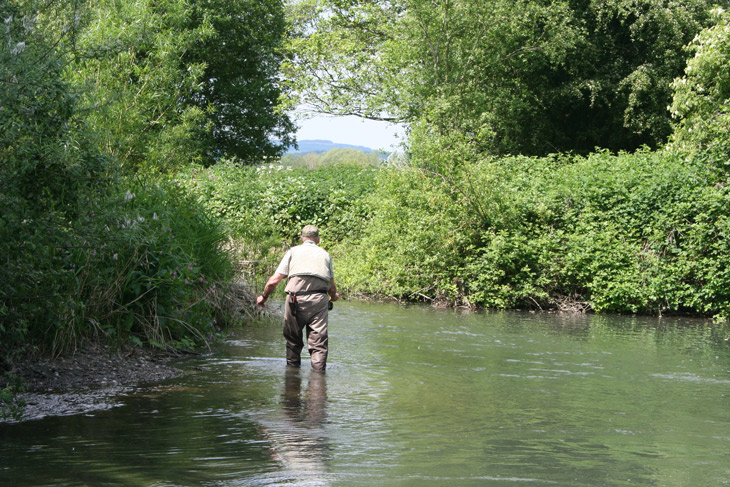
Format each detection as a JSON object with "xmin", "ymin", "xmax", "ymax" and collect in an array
[{"xmin": 294, "ymin": 114, "xmax": 406, "ymax": 151}]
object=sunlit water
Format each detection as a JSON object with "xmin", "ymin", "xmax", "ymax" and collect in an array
[{"xmin": 3, "ymin": 301, "xmax": 730, "ymax": 486}]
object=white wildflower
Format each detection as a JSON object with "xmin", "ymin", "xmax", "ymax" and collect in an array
[
  {"xmin": 11, "ymin": 41, "xmax": 25, "ymax": 55},
  {"xmin": 124, "ymin": 190, "xmax": 135, "ymax": 201}
]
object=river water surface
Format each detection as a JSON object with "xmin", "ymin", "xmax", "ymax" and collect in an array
[{"xmin": 3, "ymin": 300, "xmax": 730, "ymax": 486}]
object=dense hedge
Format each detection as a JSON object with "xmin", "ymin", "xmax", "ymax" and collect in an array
[
  {"xmin": 175, "ymin": 161, "xmax": 379, "ymax": 270},
  {"xmin": 1, "ymin": 179, "xmax": 234, "ymax": 359},
  {"xmin": 0, "ymin": 3, "xmax": 234, "ymax": 419},
  {"xmin": 172, "ymin": 150, "xmax": 730, "ymax": 321},
  {"xmin": 335, "ymin": 150, "xmax": 730, "ymax": 319}
]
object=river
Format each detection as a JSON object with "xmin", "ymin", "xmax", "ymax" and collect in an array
[{"xmin": 2, "ymin": 300, "xmax": 730, "ymax": 486}]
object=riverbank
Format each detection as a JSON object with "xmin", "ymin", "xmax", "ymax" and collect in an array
[{"xmin": 2, "ymin": 345, "xmax": 184, "ymax": 423}]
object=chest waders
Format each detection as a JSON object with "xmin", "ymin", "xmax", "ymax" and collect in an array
[{"xmin": 285, "ymin": 288, "xmax": 330, "ymax": 370}]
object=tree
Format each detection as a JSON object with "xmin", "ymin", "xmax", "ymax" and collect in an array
[
  {"xmin": 66, "ymin": 0, "xmax": 294, "ymax": 170},
  {"xmin": 1, "ymin": 0, "xmax": 111, "ymax": 363},
  {"xmin": 1, "ymin": 1, "xmax": 113, "ymax": 219},
  {"xmin": 184, "ymin": 0, "xmax": 296, "ymax": 163},
  {"xmin": 285, "ymin": 0, "xmax": 714, "ymax": 158},
  {"xmin": 65, "ymin": 0, "xmax": 210, "ymax": 170},
  {"xmin": 669, "ymin": 7, "xmax": 730, "ymax": 176}
]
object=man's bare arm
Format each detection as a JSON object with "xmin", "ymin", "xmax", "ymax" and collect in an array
[
  {"xmin": 256, "ymin": 273, "xmax": 287, "ymax": 307},
  {"xmin": 329, "ymin": 278, "xmax": 340, "ymax": 302}
]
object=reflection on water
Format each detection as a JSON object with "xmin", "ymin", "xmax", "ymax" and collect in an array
[
  {"xmin": 259, "ymin": 369, "xmax": 331, "ymax": 485},
  {"xmin": 2, "ymin": 301, "xmax": 730, "ymax": 486},
  {"xmin": 283, "ymin": 368, "xmax": 328, "ymax": 426}
]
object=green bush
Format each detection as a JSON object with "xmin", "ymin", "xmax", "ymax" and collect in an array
[
  {"xmin": 335, "ymin": 148, "xmax": 730, "ymax": 319},
  {"xmin": 176, "ymin": 161, "xmax": 378, "ymax": 265},
  {"xmin": 1, "ymin": 1, "xmax": 113, "ymax": 363},
  {"xmin": 1, "ymin": 1, "xmax": 241, "ymax": 373},
  {"xmin": 335, "ymin": 166, "xmax": 472, "ymax": 302},
  {"xmin": 1, "ymin": 177, "xmax": 234, "ymax": 360},
  {"xmin": 1, "ymin": 377, "xmax": 24, "ymax": 421}
]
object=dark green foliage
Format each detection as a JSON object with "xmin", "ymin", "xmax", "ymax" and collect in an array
[
  {"xmin": 1, "ymin": 0, "xmax": 112, "ymax": 362},
  {"xmin": 287, "ymin": 0, "xmax": 715, "ymax": 157},
  {"xmin": 58, "ymin": 179, "xmax": 234, "ymax": 350},
  {"xmin": 0, "ymin": 3, "xmax": 112, "ymax": 216},
  {"xmin": 184, "ymin": 0, "xmax": 295, "ymax": 163},
  {"xmin": 1, "ymin": 0, "xmax": 239, "ymax": 376},
  {"xmin": 65, "ymin": 0, "xmax": 294, "ymax": 170},
  {"xmin": 0, "ymin": 375, "xmax": 25, "ymax": 421},
  {"xmin": 537, "ymin": 0, "xmax": 714, "ymax": 154},
  {"xmin": 1, "ymin": 177, "xmax": 234, "ymax": 358},
  {"xmin": 66, "ymin": 0, "xmax": 211, "ymax": 170},
  {"xmin": 669, "ymin": 8, "xmax": 730, "ymax": 178}
]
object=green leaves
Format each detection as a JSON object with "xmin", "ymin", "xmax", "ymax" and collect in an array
[
  {"xmin": 175, "ymin": 160, "xmax": 378, "ymax": 265},
  {"xmin": 669, "ymin": 8, "xmax": 730, "ymax": 175},
  {"xmin": 65, "ymin": 0, "xmax": 210, "ymax": 170},
  {"xmin": 183, "ymin": 0, "xmax": 295, "ymax": 163},
  {"xmin": 1, "ymin": 0, "xmax": 297, "ymax": 370},
  {"xmin": 63, "ymin": 0, "xmax": 294, "ymax": 170},
  {"xmin": 283, "ymin": 0, "xmax": 406, "ymax": 120},
  {"xmin": 332, "ymin": 148, "xmax": 730, "ymax": 319},
  {"xmin": 286, "ymin": 0, "xmax": 715, "ymax": 158}
]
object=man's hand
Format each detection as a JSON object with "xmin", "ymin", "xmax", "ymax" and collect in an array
[{"xmin": 257, "ymin": 273, "xmax": 286, "ymax": 308}]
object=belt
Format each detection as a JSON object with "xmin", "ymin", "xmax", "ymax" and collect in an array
[
  {"xmin": 286, "ymin": 289, "xmax": 328, "ymax": 305},
  {"xmin": 287, "ymin": 289, "xmax": 330, "ymax": 318},
  {"xmin": 286, "ymin": 289, "xmax": 329, "ymax": 296}
]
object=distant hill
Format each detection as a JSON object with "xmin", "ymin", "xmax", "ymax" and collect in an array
[{"xmin": 287, "ymin": 139, "xmax": 376, "ymax": 155}]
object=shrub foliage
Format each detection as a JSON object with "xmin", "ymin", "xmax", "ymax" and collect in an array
[
  {"xmin": 1, "ymin": 0, "xmax": 282, "ymax": 412},
  {"xmin": 175, "ymin": 162, "xmax": 379, "ymax": 274},
  {"xmin": 335, "ymin": 150, "xmax": 730, "ymax": 319}
]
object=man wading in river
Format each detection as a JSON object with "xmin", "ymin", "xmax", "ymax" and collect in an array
[{"xmin": 257, "ymin": 225, "xmax": 339, "ymax": 370}]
